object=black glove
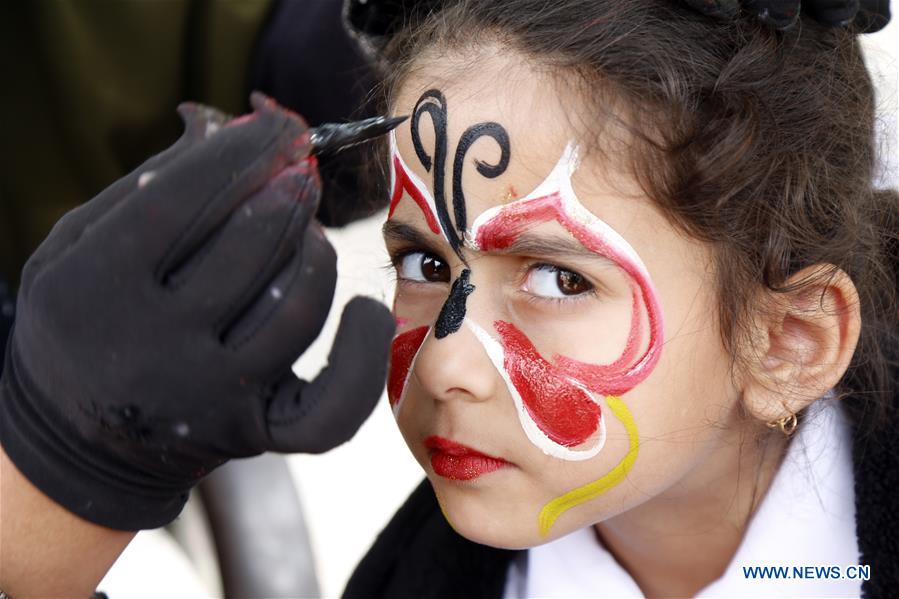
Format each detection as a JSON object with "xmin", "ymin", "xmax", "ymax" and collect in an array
[{"xmin": 0, "ymin": 93, "xmax": 395, "ymax": 530}]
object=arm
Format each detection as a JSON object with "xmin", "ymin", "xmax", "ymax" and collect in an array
[{"xmin": 0, "ymin": 446, "xmax": 134, "ymax": 597}]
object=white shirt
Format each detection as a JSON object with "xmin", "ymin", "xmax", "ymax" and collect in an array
[{"xmin": 503, "ymin": 397, "xmax": 861, "ymax": 598}]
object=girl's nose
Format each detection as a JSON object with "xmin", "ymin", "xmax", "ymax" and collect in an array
[{"xmin": 412, "ymin": 315, "xmax": 500, "ymax": 405}]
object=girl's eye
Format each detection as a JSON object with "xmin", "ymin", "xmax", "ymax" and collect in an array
[
  {"xmin": 524, "ymin": 264, "xmax": 593, "ymax": 298},
  {"xmin": 397, "ymin": 251, "xmax": 450, "ymax": 283}
]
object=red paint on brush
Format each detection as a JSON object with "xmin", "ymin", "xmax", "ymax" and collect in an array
[
  {"xmin": 226, "ymin": 113, "xmax": 257, "ymax": 128},
  {"xmin": 296, "ymin": 148, "xmax": 317, "ymax": 168},
  {"xmin": 425, "ymin": 436, "xmax": 510, "ymax": 480},
  {"xmin": 494, "ymin": 321, "xmax": 601, "ymax": 447},
  {"xmin": 476, "ymin": 192, "xmax": 663, "ymax": 396},
  {"xmin": 388, "ymin": 155, "xmax": 441, "ymax": 234},
  {"xmin": 387, "ymin": 326, "xmax": 429, "ymax": 407}
]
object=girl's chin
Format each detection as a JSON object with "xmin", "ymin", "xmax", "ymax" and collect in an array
[
  {"xmin": 429, "ymin": 481, "xmax": 548, "ymax": 550},
  {"xmin": 429, "ymin": 476, "xmax": 612, "ymax": 550}
]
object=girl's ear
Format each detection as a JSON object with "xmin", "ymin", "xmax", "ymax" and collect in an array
[{"xmin": 739, "ymin": 264, "xmax": 862, "ymax": 423}]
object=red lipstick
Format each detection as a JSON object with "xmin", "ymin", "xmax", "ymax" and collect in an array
[{"xmin": 424, "ymin": 436, "xmax": 510, "ymax": 481}]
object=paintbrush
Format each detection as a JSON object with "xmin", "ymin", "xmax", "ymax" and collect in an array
[
  {"xmin": 197, "ymin": 93, "xmax": 406, "ymax": 155},
  {"xmin": 309, "ymin": 115, "xmax": 408, "ymax": 155}
]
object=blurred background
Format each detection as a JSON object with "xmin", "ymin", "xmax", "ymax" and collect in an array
[{"xmin": 0, "ymin": 1, "xmax": 895, "ymax": 597}]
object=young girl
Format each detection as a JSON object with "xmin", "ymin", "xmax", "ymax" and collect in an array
[
  {"xmin": 1, "ymin": 1, "xmax": 895, "ymax": 598},
  {"xmin": 344, "ymin": 0, "xmax": 898, "ymax": 596}
]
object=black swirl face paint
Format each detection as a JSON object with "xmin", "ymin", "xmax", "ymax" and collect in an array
[
  {"xmin": 411, "ymin": 90, "xmax": 458, "ymax": 254},
  {"xmin": 409, "ymin": 89, "xmax": 512, "ymax": 259},
  {"xmin": 452, "ymin": 122, "xmax": 511, "ymax": 235},
  {"xmin": 407, "ymin": 89, "xmax": 512, "ymax": 337}
]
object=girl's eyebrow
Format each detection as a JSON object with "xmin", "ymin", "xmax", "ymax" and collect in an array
[
  {"xmin": 382, "ymin": 220, "xmax": 617, "ymax": 267},
  {"xmin": 494, "ymin": 232, "xmax": 619, "ymax": 267},
  {"xmin": 382, "ymin": 220, "xmax": 446, "ymax": 256}
]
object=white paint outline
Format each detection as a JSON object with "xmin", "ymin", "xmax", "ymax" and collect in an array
[{"xmin": 389, "ymin": 131, "xmax": 448, "ymax": 244}]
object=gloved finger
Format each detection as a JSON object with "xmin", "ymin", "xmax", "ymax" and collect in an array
[
  {"xmin": 803, "ymin": 0, "xmax": 859, "ymax": 25},
  {"xmin": 265, "ymin": 296, "xmax": 395, "ymax": 454},
  {"xmin": 745, "ymin": 0, "xmax": 802, "ymax": 28},
  {"xmin": 169, "ymin": 160, "xmax": 320, "ymax": 327},
  {"xmin": 21, "ymin": 104, "xmax": 230, "ymax": 289},
  {"xmin": 94, "ymin": 93, "xmax": 313, "ymax": 282},
  {"xmin": 222, "ymin": 222, "xmax": 337, "ymax": 375}
]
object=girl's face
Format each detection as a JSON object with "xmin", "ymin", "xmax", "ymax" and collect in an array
[{"xmin": 385, "ymin": 53, "xmax": 744, "ymax": 549}]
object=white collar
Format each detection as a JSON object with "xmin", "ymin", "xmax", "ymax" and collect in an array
[{"xmin": 504, "ymin": 398, "xmax": 860, "ymax": 598}]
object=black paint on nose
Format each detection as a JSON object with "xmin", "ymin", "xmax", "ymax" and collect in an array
[{"xmin": 434, "ymin": 269, "xmax": 475, "ymax": 338}]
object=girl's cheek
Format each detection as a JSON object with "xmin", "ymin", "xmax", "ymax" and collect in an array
[
  {"xmin": 388, "ymin": 286, "xmax": 444, "ymax": 410},
  {"xmin": 392, "ymin": 284, "xmax": 447, "ymax": 330},
  {"xmin": 505, "ymin": 292, "xmax": 637, "ymax": 366}
]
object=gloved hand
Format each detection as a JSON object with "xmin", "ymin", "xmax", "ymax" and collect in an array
[{"xmin": 0, "ymin": 93, "xmax": 395, "ymax": 530}]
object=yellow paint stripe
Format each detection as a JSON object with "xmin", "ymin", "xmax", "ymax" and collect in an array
[{"xmin": 537, "ymin": 395, "xmax": 639, "ymax": 537}]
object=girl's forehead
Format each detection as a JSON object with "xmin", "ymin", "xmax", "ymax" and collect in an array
[
  {"xmin": 390, "ymin": 72, "xmax": 648, "ymax": 239},
  {"xmin": 387, "ymin": 73, "xmax": 717, "ymax": 301},
  {"xmin": 393, "ymin": 68, "xmax": 572, "ymax": 161},
  {"xmin": 393, "ymin": 87, "xmax": 576, "ymax": 217}
]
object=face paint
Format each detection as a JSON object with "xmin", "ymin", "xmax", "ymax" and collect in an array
[
  {"xmin": 387, "ymin": 326, "xmax": 430, "ymax": 414},
  {"xmin": 389, "ymin": 89, "xmax": 513, "ymax": 341},
  {"xmin": 537, "ymin": 394, "xmax": 639, "ymax": 536},
  {"xmin": 434, "ymin": 269, "xmax": 475, "ymax": 339},
  {"xmin": 455, "ymin": 143, "xmax": 662, "ymax": 456},
  {"xmin": 451, "ymin": 122, "xmax": 510, "ymax": 234},
  {"xmin": 391, "ymin": 137, "xmax": 662, "ymax": 453},
  {"xmin": 399, "ymin": 89, "xmax": 512, "ymax": 257},
  {"xmin": 407, "ymin": 89, "xmax": 461, "ymax": 254},
  {"xmin": 469, "ymin": 142, "xmax": 664, "ymax": 396},
  {"xmin": 466, "ymin": 319, "xmax": 608, "ymax": 461},
  {"xmin": 388, "ymin": 134, "xmax": 441, "ymax": 235},
  {"xmin": 389, "ymin": 92, "xmax": 664, "ymax": 535},
  {"xmin": 494, "ymin": 321, "xmax": 601, "ymax": 447},
  {"xmin": 462, "ymin": 142, "xmax": 663, "ymax": 535}
]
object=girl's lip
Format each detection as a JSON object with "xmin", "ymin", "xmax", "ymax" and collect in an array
[{"xmin": 424, "ymin": 435, "xmax": 510, "ymax": 481}]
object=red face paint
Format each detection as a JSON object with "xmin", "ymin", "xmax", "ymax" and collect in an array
[
  {"xmin": 494, "ymin": 321, "xmax": 601, "ymax": 447},
  {"xmin": 475, "ymin": 192, "xmax": 663, "ymax": 397},
  {"xmin": 387, "ymin": 326, "xmax": 430, "ymax": 407},
  {"xmin": 388, "ymin": 155, "xmax": 441, "ymax": 235}
]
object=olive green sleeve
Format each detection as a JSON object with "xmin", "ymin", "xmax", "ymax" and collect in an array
[{"xmin": 0, "ymin": 0, "xmax": 272, "ymax": 284}]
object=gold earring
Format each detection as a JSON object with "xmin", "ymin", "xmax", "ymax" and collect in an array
[{"xmin": 766, "ymin": 412, "xmax": 798, "ymax": 436}]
